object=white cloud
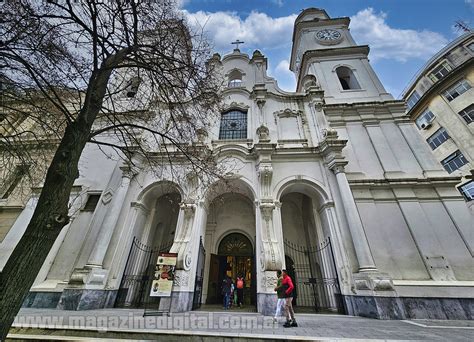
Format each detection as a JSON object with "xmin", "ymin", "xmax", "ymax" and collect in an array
[
  {"xmin": 271, "ymin": 0, "xmax": 284, "ymax": 7},
  {"xmin": 184, "ymin": 10, "xmax": 297, "ymax": 52},
  {"xmin": 350, "ymin": 8, "xmax": 448, "ymax": 62},
  {"xmin": 272, "ymin": 59, "xmax": 296, "ymax": 91},
  {"xmin": 466, "ymin": 0, "xmax": 474, "ymax": 9},
  {"xmin": 275, "ymin": 59, "xmax": 291, "ymax": 74}
]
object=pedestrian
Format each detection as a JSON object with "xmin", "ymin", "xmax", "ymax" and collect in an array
[
  {"xmin": 236, "ymin": 274, "xmax": 245, "ymax": 307},
  {"xmin": 222, "ymin": 274, "xmax": 232, "ymax": 309},
  {"xmin": 281, "ymin": 269, "xmax": 297, "ymax": 328},
  {"xmin": 230, "ymin": 280, "xmax": 235, "ymax": 309},
  {"xmin": 273, "ymin": 270, "xmax": 285, "ymax": 322}
]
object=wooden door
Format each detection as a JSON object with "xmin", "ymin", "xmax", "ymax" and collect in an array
[{"xmin": 206, "ymin": 254, "xmax": 220, "ymax": 304}]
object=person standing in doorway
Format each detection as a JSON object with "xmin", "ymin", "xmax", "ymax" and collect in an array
[
  {"xmin": 273, "ymin": 270, "xmax": 285, "ymax": 322},
  {"xmin": 236, "ymin": 274, "xmax": 245, "ymax": 307},
  {"xmin": 222, "ymin": 274, "xmax": 232, "ymax": 309},
  {"xmin": 281, "ymin": 269, "xmax": 297, "ymax": 327}
]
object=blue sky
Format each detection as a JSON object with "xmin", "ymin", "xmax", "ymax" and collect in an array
[{"xmin": 182, "ymin": 0, "xmax": 473, "ymax": 98}]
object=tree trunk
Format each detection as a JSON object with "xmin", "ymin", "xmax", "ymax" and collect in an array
[
  {"xmin": 0, "ymin": 49, "xmax": 125, "ymax": 338},
  {"xmin": 0, "ymin": 120, "xmax": 90, "ymax": 339}
]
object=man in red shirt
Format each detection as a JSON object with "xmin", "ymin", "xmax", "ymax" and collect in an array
[{"xmin": 281, "ymin": 269, "xmax": 297, "ymax": 327}]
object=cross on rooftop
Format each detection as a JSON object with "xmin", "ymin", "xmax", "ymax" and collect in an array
[{"xmin": 231, "ymin": 39, "xmax": 245, "ymax": 50}]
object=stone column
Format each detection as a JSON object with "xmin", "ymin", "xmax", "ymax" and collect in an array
[
  {"xmin": 0, "ymin": 195, "xmax": 38, "ymax": 271},
  {"xmin": 158, "ymin": 200, "xmax": 199, "ymax": 312},
  {"xmin": 273, "ymin": 201, "xmax": 286, "ymax": 270},
  {"xmin": 86, "ymin": 167, "xmax": 133, "ymax": 269},
  {"xmin": 331, "ymin": 164, "xmax": 377, "ymax": 273},
  {"xmin": 256, "ymin": 201, "xmax": 284, "ymax": 315},
  {"xmin": 320, "ymin": 204, "xmax": 353, "ymax": 295}
]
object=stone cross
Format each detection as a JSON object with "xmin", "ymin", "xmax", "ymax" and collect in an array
[{"xmin": 231, "ymin": 39, "xmax": 244, "ymax": 50}]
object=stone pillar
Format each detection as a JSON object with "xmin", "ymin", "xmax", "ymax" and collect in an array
[
  {"xmin": 331, "ymin": 164, "xmax": 377, "ymax": 273},
  {"xmin": 320, "ymin": 204, "xmax": 353, "ymax": 295},
  {"xmin": 0, "ymin": 195, "xmax": 38, "ymax": 271},
  {"xmin": 273, "ymin": 201, "xmax": 286, "ymax": 270},
  {"xmin": 256, "ymin": 201, "xmax": 284, "ymax": 315},
  {"xmin": 159, "ymin": 199, "xmax": 206, "ymax": 312},
  {"xmin": 86, "ymin": 167, "xmax": 133, "ymax": 270}
]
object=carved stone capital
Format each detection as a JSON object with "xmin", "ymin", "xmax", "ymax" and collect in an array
[
  {"xmin": 301, "ymin": 74, "xmax": 320, "ymax": 91},
  {"xmin": 256, "ymin": 124, "xmax": 270, "ymax": 142},
  {"xmin": 119, "ymin": 165, "xmax": 138, "ymax": 179},
  {"xmin": 195, "ymin": 128, "xmax": 208, "ymax": 143},
  {"xmin": 259, "ymin": 202, "xmax": 275, "ymax": 222},
  {"xmin": 321, "ymin": 128, "xmax": 338, "ymax": 139},
  {"xmin": 313, "ymin": 101, "xmax": 324, "ymax": 111},
  {"xmin": 257, "ymin": 163, "xmax": 273, "ymax": 179},
  {"xmin": 330, "ymin": 163, "xmax": 346, "ymax": 175},
  {"xmin": 180, "ymin": 202, "xmax": 196, "ymax": 218},
  {"xmin": 257, "ymin": 161, "xmax": 273, "ymax": 198}
]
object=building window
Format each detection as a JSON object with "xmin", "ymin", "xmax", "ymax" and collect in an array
[
  {"xmin": 427, "ymin": 127, "xmax": 450, "ymax": 150},
  {"xmin": 406, "ymin": 91, "xmax": 421, "ymax": 110},
  {"xmin": 415, "ymin": 109, "xmax": 435, "ymax": 129},
  {"xmin": 429, "ymin": 62, "xmax": 451, "ymax": 82},
  {"xmin": 125, "ymin": 76, "xmax": 141, "ymax": 98},
  {"xmin": 335, "ymin": 66, "xmax": 361, "ymax": 90},
  {"xmin": 1, "ymin": 165, "xmax": 29, "ymax": 199},
  {"xmin": 441, "ymin": 150, "xmax": 469, "ymax": 173},
  {"xmin": 228, "ymin": 69, "xmax": 243, "ymax": 88},
  {"xmin": 458, "ymin": 104, "xmax": 474, "ymax": 124},
  {"xmin": 467, "ymin": 42, "xmax": 474, "ymax": 53},
  {"xmin": 458, "ymin": 181, "xmax": 474, "ymax": 201},
  {"xmin": 83, "ymin": 193, "xmax": 101, "ymax": 211},
  {"xmin": 219, "ymin": 110, "xmax": 247, "ymax": 139},
  {"xmin": 443, "ymin": 79, "xmax": 471, "ymax": 101}
]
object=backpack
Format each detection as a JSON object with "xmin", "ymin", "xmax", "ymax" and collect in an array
[{"xmin": 236, "ymin": 278, "xmax": 244, "ymax": 289}]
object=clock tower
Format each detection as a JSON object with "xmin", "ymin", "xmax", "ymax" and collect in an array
[{"xmin": 290, "ymin": 8, "xmax": 392, "ymax": 103}]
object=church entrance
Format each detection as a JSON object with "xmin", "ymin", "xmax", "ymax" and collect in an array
[
  {"xmin": 206, "ymin": 233, "xmax": 256, "ymax": 307},
  {"xmin": 281, "ymin": 191, "xmax": 345, "ymax": 314}
]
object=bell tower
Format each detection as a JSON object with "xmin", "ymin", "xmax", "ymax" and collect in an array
[{"xmin": 290, "ymin": 8, "xmax": 393, "ymax": 103}]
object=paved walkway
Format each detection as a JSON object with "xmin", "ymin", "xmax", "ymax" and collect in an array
[{"xmin": 7, "ymin": 308, "xmax": 474, "ymax": 341}]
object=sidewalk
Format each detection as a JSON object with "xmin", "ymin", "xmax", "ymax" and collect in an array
[{"xmin": 8, "ymin": 308, "xmax": 474, "ymax": 341}]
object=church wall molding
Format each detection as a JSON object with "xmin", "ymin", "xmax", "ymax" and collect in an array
[{"xmin": 273, "ymin": 174, "xmax": 332, "ymax": 204}]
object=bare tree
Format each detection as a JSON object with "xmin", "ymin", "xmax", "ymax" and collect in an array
[{"xmin": 0, "ymin": 0, "xmax": 224, "ymax": 337}]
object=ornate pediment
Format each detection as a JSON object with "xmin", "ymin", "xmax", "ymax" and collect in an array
[
  {"xmin": 273, "ymin": 108, "xmax": 302, "ymax": 119},
  {"xmin": 221, "ymin": 101, "xmax": 249, "ymax": 113}
]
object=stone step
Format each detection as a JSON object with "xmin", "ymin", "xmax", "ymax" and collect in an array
[{"xmin": 7, "ymin": 327, "xmax": 378, "ymax": 341}]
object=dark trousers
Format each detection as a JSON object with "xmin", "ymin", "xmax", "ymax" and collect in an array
[{"xmin": 236, "ymin": 288, "xmax": 244, "ymax": 305}]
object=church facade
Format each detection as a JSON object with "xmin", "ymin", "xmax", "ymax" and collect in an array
[{"xmin": 1, "ymin": 8, "xmax": 473, "ymax": 320}]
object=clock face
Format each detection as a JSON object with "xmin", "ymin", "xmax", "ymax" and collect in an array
[{"xmin": 316, "ymin": 29, "xmax": 342, "ymax": 42}]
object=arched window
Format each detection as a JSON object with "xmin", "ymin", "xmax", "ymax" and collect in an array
[
  {"xmin": 228, "ymin": 69, "xmax": 243, "ymax": 88},
  {"xmin": 126, "ymin": 76, "xmax": 141, "ymax": 97},
  {"xmin": 219, "ymin": 110, "xmax": 247, "ymax": 139},
  {"xmin": 336, "ymin": 66, "xmax": 360, "ymax": 90}
]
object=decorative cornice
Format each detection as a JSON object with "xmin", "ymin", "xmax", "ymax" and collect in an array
[
  {"xmin": 273, "ymin": 108, "xmax": 302, "ymax": 119},
  {"xmin": 221, "ymin": 101, "xmax": 250, "ymax": 113}
]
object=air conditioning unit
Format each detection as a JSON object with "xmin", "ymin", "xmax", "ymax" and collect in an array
[
  {"xmin": 419, "ymin": 116, "xmax": 434, "ymax": 130},
  {"xmin": 420, "ymin": 121, "xmax": 432, "ymax": 130}
]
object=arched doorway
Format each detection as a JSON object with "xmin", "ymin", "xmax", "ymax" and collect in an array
[
  {"xmin": 206, "ymin": 232, "xmax": 256, "ymax": 306},
  {"xmin": 280, "ymin": 191, "xmax": 344, "ymax": 313},
  {"xmin": 115, "ymin": 190, "xmax": 181, "ymax": 308}
]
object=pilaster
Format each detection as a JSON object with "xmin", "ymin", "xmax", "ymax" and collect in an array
[{"xmin": 321, "ymin": 129, "xmax": 395, "ymax": 296}]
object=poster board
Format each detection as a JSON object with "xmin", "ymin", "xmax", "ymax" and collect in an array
[
  {"xmin": 149, "ymin": 253, "xmax": 177, "ymax": 297},
  {"xmin": 144, "ymin": 252, "xmax": 177, "ymax": 316}
]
